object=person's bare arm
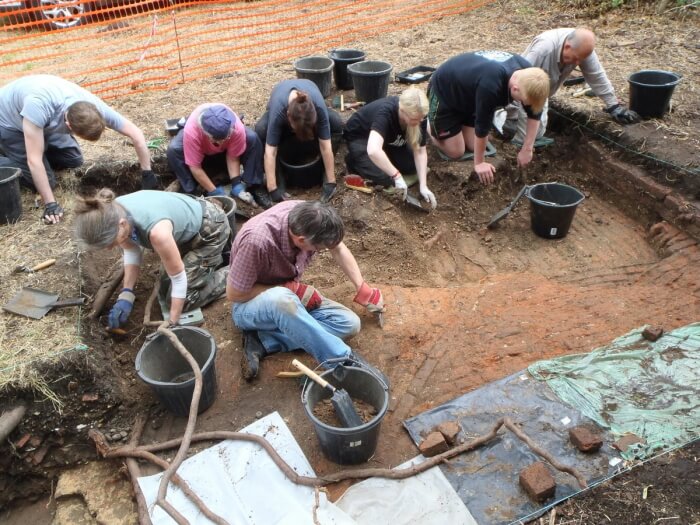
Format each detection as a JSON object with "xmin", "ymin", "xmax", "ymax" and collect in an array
[
  {"xmin": 329, "ymin": 242, "xmax": 364, "ymax": 292},
  {"xmin": 189, "ymin": 165, "xmax": 216, "ymax": 193},
  {"xmin": 473, "ymin": 135, "xmax": 495, "ymax": 184},
  {"xmin": 319, "ymin": 138, "xmax": 336, "ymax": 184},
  {"xmin": 517, "ymin": 118, "xmax": 539, "ymax": 168},
  {"xmin": 227, "ymin": 155, "xmax": 242, "ymax": 180},
  {"xmin": 22, "ymin": 120, "xmax": 57, "ymax": 210},
  {"xmin": 118, "ymin": 118, "xmax": 151, "ymax": 170},
  {"xmin": 264, "ymin": 144, "xmax": 278, "ymax": 191},
  {"xmin": 149, "ymin": 220, "xmax": 186, "ymax": 324}
]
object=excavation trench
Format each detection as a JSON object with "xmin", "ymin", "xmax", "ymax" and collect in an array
[{"xmin": 1, "ymin": 126, "xmax": 698, "ymax": 517}]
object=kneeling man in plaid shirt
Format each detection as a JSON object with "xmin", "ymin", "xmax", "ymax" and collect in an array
[{"xmin": 226, "ymin": 200, "xmax": 385, "ymax": 381}]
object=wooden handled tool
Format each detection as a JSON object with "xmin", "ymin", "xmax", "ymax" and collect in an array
[
  {"xmin": 13, "ymin": 258, "xmax": 57, "ymax": 274},
  {"xmin": 292, "ymin": 359, "xmax": 364, "ymax": 428}
]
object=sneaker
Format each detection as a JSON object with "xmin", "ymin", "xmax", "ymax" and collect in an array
[
  {"xmin": 511, "ymin": 136, "xmax": 555, "ymax": 149},
  {"xmin": 344, "ymin": 350, "xmax": 390, "ymax": 389},
  {"xmin": 250, "ymin": 186, "xmax": 273, "ymax": 209},
  {"xmin": 241, "ymin": 331, "xmax": 266, "ymax": 381},
  {"xmin": 436, "ymin": 142, "xmax": 497, "ymax": 161}
]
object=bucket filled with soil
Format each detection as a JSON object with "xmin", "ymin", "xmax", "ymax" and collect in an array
[
  {"xmin": 302, "ymin": 362, "xmax": 389, "ymax": 464},
  {"xmin": 135, "ymin": 326, "xmax": 218, "ymax": 417},
  {"xmin": 527, "ymin": 182, "xmax": 585, "ymax": 239}
]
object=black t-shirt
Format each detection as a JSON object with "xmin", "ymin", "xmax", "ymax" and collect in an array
[
  {"xmin": 264, "ymin": 79, "xmax": 331, "ymax": 146},
  {"xmin": 343, "ymin": 96, "xmax": 427, "ymax": 147},
  {"xmin": 431, "ymin": 51, "xmax": 541, "ymax": 137}
]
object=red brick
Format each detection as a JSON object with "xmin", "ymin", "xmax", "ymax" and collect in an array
[
  {"xmin": 418, "ymin": 431, "xmax": 449, "ymax": 457},
  {"xmin": 436, "ymin": 421, "xmax": 460, "ymax": 446},
  {"xmin": 642, "ymin": 326, "xmax": 664, "ymax": 342},
  {"xmin": 14, "ymin": 433, "xmax": 31, "ymax": 449},
  {"xmin": 519, "ymin": 462, "xmax": 556, "ymax": 502},
  {"xmin": 569, "ymin": 426, "xmax": 603, "ymax": 453},
  {"xmin": 613, "ymin": 433, "xmax": 646, "ymax": 453}
]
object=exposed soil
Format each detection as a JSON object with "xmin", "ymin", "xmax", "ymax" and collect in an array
[{"xmin": 1, "ymin": 0, "xmax": 699, "ymax": 523}]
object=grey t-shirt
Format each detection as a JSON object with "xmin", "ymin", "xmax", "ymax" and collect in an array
[
  {"xmin": 116, "ymin": 191, "xmax": 203, "ymax": 250},
  {"xmin": 0, "ymin": 75, "xmax": 124, "ymax": 134},
  {"xmin": 263, "ymin": 79, "xmax": 331, "ymax": 146}
]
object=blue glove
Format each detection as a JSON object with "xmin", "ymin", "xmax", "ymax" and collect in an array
[
  {"xmin": 206, "ymin": 186, "xmax": 226, "ymax": 197},
  {"xmin": 108, "ymin": 288, "xmax": 135, "ymax": 329}
]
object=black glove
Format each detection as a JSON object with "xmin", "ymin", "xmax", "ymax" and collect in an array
[
  {"xmin": 141, "ymin": 169, "xmax": 160, "ymax": 190},
  {"xmin": 42, "ymin": 201, "xmax": 64, "ymax": 224},
  {"xmin": 605, "ymin": 104, "xmax": 640, "ymax": 125},
  {"xmin": 319, "ymin": 182, "xmax": 337, "ymax": 203},
  {"xmin": 270, "ymin": 188, "xmax": 286, "ymax": 203}
]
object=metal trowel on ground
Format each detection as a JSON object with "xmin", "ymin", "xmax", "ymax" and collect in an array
[
  {"xmin": 487, "ymin": 185, "xmax": 529, "ymax": 229},
  {"xmin": 405, "ymin": 193, "xmax": 430, "ymax": 213}
]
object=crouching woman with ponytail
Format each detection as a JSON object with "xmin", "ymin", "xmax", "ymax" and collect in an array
[
  {"xmin": 343, "ymin": 86, "xmax": 436, "ymax": 209},
  {"xmin": 73, "ymin": 189, "xmax": 230, "ymax": 329}
]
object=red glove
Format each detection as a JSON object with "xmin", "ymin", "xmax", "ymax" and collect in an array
[
  {"xmin": 353, "ymin": 282, "xmax": 384, "ymax": 312},
  {"xmin": 284, "ymin": 281, "xmax": 323, "ymax": 311}
]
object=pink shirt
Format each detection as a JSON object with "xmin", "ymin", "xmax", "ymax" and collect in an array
[
  {"xmin": 183, "ymin": 103, "xmax": 247, "ymax": 167},
  {"xmin": 227, "ymin": 200, "xmax": 316, "ymax": 293}
]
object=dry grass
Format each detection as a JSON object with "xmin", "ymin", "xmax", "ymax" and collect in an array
[{"xmin": 0, "ymin": 180, "xmax": 85, "ymax": 404}]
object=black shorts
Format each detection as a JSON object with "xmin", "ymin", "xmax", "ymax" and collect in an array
[{"xmin": 427, "ymin": 85, "xmax": 474, "ymax": 140}]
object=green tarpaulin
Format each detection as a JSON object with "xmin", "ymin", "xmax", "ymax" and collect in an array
[{"xmin": 529, "ymin": 323, "xmax": 700, "ymax": 460}]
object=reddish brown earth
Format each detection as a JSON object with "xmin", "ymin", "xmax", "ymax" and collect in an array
[{"xmin": 1, "ymin": 0, "xmax": 699, "ymax": 522}]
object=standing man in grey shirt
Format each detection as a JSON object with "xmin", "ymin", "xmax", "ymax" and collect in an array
[
  {"xmin": 507, "ymin": 28, "xmax": 639, "ymax": 147},
  {"xmin": 0, "ymin": 75, "xmax": 157, "ymax": 224}
]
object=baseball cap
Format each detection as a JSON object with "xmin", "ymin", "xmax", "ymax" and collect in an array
[{"xmin": 199, "ymin": 105, "xmax": 236, "ymax": 140}]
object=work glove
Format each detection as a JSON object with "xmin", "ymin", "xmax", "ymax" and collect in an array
[
  {"xmin": 42, "ymin": 201, "xmax": 64, "ymax": 225},
  {"xmin": 284, "ymin": 281, "xmax": 323, "ymax": 311},
  {"xmin": 353, "ymin": 282, "xmax": 384, "ymax": 313},
  {"xmin": 206, "ymin": 186, "xmax": 226, "ymax": 197},
  {"xmin": 108, "ymin": 288, "xmax": 135, "ymax": 329},
  {"xmin": 319, "ymin": 182, "xmax": 337, "ymax": 203},
  {"xmin": 230, "ymin": 181, "xmax": 254, "ymax": 205},
  {"xmin": 270, "ymin": 187, "xmax": 286, "ymax": 203},
  {"xmin": 420, "ymin": 186, "xmax": 437, "ymax": 209},
  {"xmin": 141, "ymin": 170, "xmax": 160, "ymax": 190},
  {"xmin": 393, "ymin": 174, "xmax": 408, "ymax": 200},
  {"xmin": 605, "ymin": 104, "xmax": 640, "ymax": 125}
]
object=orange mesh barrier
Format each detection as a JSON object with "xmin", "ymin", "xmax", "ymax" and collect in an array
[{"xmin": 0, "ymin": 0, "xmax": 492, "ymax": 99}]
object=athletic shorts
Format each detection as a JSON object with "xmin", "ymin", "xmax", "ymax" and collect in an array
[{"xmin": 427, "ymin": 85, "xmax": 474, "ymax": 140}]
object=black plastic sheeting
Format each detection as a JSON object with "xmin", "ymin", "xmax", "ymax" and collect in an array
[{"xmin": 403, "ymin": 371, "xmax": 622, "ymax": 525}]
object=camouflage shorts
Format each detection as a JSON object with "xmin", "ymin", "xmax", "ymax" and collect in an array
[{"xmin": 160, "ymin": 199, "xmax": 231, "ymax": 310}]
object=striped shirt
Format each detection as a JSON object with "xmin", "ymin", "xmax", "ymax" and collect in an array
[{"xmin": 227, "ymin": 200, "xmax": 316, "ymax": 292}]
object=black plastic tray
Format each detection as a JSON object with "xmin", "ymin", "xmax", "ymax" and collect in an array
[
  {"xmin": 395, "ymin": 65, "xmax": 435, "ymax": 84},
  {"xmin": 164, "ymin": 117, "xmax": 186, "ymax": 136}
]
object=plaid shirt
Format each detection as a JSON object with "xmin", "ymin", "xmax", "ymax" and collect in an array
[{"xmin": 227, "ymin": 200, "xmax": 316, "ymax": 292}]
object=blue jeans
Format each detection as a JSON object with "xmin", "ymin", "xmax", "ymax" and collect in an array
[{"xmin": 232, "ymin": 287, "xmax": 360, "ymax": 363}]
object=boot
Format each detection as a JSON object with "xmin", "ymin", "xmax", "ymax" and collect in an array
[{"xmin": 241, "ymin": 330, "xmax": 266, "ymax": 380}]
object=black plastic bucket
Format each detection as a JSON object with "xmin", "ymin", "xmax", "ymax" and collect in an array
[
  {"xmin": 348, "ymin": 60, "xmax": 393, "ymax": 103},
  {"xmin": 0, "ymin": 167, "xmax": 22, "ymax": 224},
  {"xmin": 628, "ymin": 70, "xmax": 682, "ymax": 118},
  {"xmin": 527, "ymin": 182, "xmax": 585, "ymax": 239},
  {"xmin": 205, "ymin": 195, "xmax": 236, "ymax": 265},
  {"xmin": 135, "ymin": 326, "xmax": 217, "ymax": 417},
  {"xmin": 329, "ymin": 49, "xmax": 366, "ymax": 90},
  {"xmin": 280, "ymin": 155, "xmax": 323, "ymax": 188},
  {"xmin": 294, "ymin": 56, "xmax": 334, "ymax": 99},
  {"xmin": 302, "ymin": 363, "xmax": 389, "ymax": 465}
]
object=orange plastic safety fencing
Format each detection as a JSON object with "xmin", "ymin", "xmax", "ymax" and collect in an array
[{"xmin": 0, "ymin": 0, "xmax": 492, "ymax": 100}]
